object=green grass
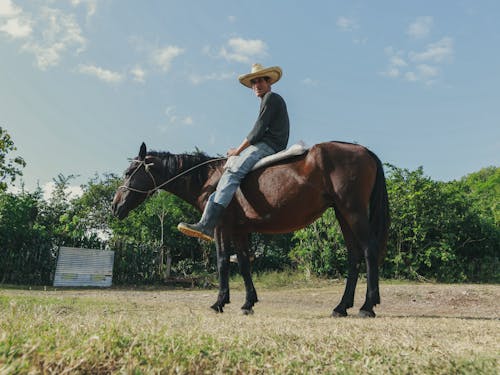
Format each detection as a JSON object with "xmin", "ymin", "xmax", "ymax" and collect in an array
[{"xmin": 1, "ymin": 281, "xmax": 499, "ymax": 374}]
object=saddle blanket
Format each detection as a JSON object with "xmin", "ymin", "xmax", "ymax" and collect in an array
[{"xmin": 224, "ymin": 142, "xmax": 309, "ymax": 172}]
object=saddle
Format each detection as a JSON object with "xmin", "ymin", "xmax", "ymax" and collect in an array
[{"xmin": 224, "ymin": 142, "xmax": 309, "ymax": 172}]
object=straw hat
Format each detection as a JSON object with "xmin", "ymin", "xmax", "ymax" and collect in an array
[{"xmin": 238, "ymin": 63, "xmax": 282, "ymax": 88}]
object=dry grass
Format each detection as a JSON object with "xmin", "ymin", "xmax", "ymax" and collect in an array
[{"xmin": 1, "ymin": 281, "xmax": 499, "ymax": 374}]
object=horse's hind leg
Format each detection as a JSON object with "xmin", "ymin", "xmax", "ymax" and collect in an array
[
  {"xmin": 333, "ymin": 210, "xmax": 362, "ymax": 317},
  {"xmin": 348, "ymin": 214, "xmax": 380, "ymax": 318},
  {"xmin": 234, "ymin": 234, "xmax": 258, "ymax": 315},
  {"xmin": 211, "ymin": 229, "xmax": 231, "ymax": 313}
]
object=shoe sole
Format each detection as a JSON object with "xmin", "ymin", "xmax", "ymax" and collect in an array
[{"xmin": 177, "ymin": 224, "xmax": 213, "ymax": 242}]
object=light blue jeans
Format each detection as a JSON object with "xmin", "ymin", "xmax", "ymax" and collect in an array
[{"xmin": 211, "ymin": 142, "xmax": 276, "ymax": 208}]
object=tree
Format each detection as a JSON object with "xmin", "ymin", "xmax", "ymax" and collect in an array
[
  {"xmin": 0, "ymin": 126, "xmax": 26, "ymax": 191},
  {"xmin": 384, "ymin": 164, "xmax": 499, "ymax": 282},
  {"xmin": 459, "ymin": 166, "xmax": 499, "ymax": 225},
  {"xmin": 290, "ymin": 208, "xmax": 347, "ymax": 278},
  {"xmin": 0, "ymin": 190, "xmax": 54, "ymax": 284},
  {"xmin": 61, "ymin": 173, "xmax": 121, "ymax": 248}
]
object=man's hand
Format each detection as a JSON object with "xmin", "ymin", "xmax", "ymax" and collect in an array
[
  {"xmin": 227, "ymin": 139, "xmax": 251, "ymax": 157},
  {"xmin": 227, "ymin": 148, "xmax": 239, "ymax": 157}
]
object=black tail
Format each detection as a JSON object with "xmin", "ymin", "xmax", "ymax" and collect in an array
[{"xmin": 368, "ymin": 151, "xmax": 390, "ymax": 265}]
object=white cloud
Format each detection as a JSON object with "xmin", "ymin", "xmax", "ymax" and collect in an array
[
  {"xmin": 390, "ymin": 55, "xmax": 407, "ymax": 67},
  {"xmin": 410, "ymin": 37, "xmax": 454, "ymax": 63},
  {"xmin": 159, "ymin": 106, "xmax": 194, "ymax": 131},
  {"xmin": 77, "ymin": 64, "xmax": 123, "ymax": 83},
  {"xmin": 183, "ymin": 116, "xmax": 193, "ymax": 125},
  {"xmin": 152, "ymin": 45, "xmax": 184, "ymax": 72},
  {"xmin": 71, "ymin": 0, "xmax": 98, "ymax": 18},
  {"xmin": 228, "ymin": 15, "xmax": 236, "ymax": 23},
  {"xmin": 130, "ymin": 66, "xmax": 146, "ymax": 83},
  {"xmin": 382, "ymin": 37, "xmax": 453, "ymax": 85},
  {"xmin": 383, "ymin": 68, "xmax": 400, "ymax": 78},
  {"xmin": 336, "ymin": 16, "xmax": 358, "ymax": 32},
  {"xmin": 20, "ymin": 6, "xmax": 87, "ymax": 70},
  {"xmin": 407, "ymin": 16, "xmax": 433, "ymax": 39},
  {"xmin": 404, "ymin": 71, "xmax": 418, "ymax": 82},
  {"xmin": 0, "ymin": 16, "xmax": 31, "ymax": 38},
  {"xmin": 189, "ymin": 71, "xmax": 235, "ymax": 85},
  {"xmin": 381, "ymin": 47, "xmax": 406, "ymax": 78},
  {"xmin": 219, "ymin": 37, "xmax": 268, "ymax": 63},
  {"xmin": 417, "ymin": 64, "xmax": 439, "ymax": 78},
  {"xmin": 0, "ymin": 0, "xmax": 21, "ymax": 17},
  {"xmin": 301, "ymin": 78, "xmax": 319, "ymax": 86}
]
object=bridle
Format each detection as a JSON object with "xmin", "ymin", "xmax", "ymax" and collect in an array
[{"xmin": 118, "ymin": 157, "xmax": 227, "ymax": 196}]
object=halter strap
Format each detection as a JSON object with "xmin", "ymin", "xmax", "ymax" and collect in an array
[{"xmin": 119, "ymin": 157, "xmax": 226, "ymax": 195}]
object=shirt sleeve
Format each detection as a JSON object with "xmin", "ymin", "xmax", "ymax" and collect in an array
[{"xmin": 246, "ymin": 93, "xmax": 275, "ymax": 145}]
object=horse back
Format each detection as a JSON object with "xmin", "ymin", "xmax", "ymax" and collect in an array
[{"xmin": 230, "ymin": 141, "xmax": 379, "ymax": 233}]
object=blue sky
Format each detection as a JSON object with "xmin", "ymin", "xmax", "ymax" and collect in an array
[{"xmin": 1, "ymin": 0, "xmax": 499, "ymax": 193}]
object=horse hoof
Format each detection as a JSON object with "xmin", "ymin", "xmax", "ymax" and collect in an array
[
  {"xmin": 331, "ymin": 310, "xmax": 348, "ymax": 318},
  {"xmin": 210, "ymin": 304, "xmax": 223, "ymax": 313},
  {"xmin": 241, "ymin": 308, "xmax": 254, "ymax": 315},
  {"xmin": 358, "ymin": 309, "xmax": 376, "ymax": 318}
]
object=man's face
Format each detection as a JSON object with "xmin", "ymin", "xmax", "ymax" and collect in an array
[{"xmin": 251, "ymin": 77, "xmax": 271, "ymax": 98}]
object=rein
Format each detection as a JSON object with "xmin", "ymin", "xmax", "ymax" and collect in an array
[{"xmin": 119, "ymin": 157, "xmax": 227, "ymax": 196}]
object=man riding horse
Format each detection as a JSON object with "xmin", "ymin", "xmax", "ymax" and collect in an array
[
  {"xmin": 178, "ymin": 63, "xmax": 290, "ymax": 241},
  {"xmin": 112, "ymin": 63, "xmax": 389, "ymax": 316}
]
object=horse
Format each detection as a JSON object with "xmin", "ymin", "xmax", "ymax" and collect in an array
[{"xmin": 112, "ymin": 141, "xmax": 390, "ymax": 317}]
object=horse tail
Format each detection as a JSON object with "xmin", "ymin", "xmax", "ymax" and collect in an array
[{"xmin": 368, "ymin": 151, "xmax": 390, "ymax": 264}]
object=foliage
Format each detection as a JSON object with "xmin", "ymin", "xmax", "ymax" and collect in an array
[
  {"xmin": 0, "ymin": 127, "xmax": 26, "ymax": 192},
  {"xmin": 109, "ymin": 190, "xmax": 207, "ymax": 282},
  {"xmin": 290, "ymin": 208, "xmax": 347, "ymax": 278},
  {"xmin": 384, "ymin": 165, "xmax": 499, "ymax": 282},
  {"xmin": 459, "ymin": 166, "xmax": 499, "ymax": 225},
  {"xmin": 0, "ymin": 159, "xmax": 498, "ymax": 285},
  {"xmin": 250, "ymin": 233, "xmax": 294, "ymax": 272},
  {"xmin": 0, "ymin": 191, "xmax": 54, "ymax": 284}
]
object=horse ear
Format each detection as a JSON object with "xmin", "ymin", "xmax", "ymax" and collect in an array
[{"xmin": 139, "ymin": 142, "xmax": 147, "ymax": 160}]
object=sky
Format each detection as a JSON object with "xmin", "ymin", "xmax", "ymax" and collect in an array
[{"xmin": 1, "ymin": 0, "xmax": 499, "ymax": 194}]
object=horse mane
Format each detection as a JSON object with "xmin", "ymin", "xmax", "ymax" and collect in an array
[{"xmin": 146, "ymin": 150, "xmax": 221, "ymax": 186}]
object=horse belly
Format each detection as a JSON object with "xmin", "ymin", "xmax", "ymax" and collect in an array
[{"xmin": 238, "ymin": 174, "xmax": 330, "ymax": 234}]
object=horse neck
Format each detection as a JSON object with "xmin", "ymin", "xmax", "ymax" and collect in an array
[{"xmin": 155, "ymin": 152, "xmax": 215, "ymax": 208}]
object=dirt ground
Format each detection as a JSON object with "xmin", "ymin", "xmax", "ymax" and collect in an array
[{"xmin": 5, "ymin": 281, "xmax": 499, "ymax": 319}]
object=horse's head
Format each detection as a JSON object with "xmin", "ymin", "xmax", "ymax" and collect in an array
[{"xmin": 112, "ymin": 142, "xmax": 162, "ymax": 219}]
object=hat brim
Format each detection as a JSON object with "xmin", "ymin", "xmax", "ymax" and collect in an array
[{"xmin": 238, "ymin": 66, "xmax": 282, "ymax": 88}]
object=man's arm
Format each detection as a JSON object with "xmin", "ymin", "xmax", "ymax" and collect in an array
[{"xmin": 227, "ymin": 138, "xmax": 250, "ymax": 156}]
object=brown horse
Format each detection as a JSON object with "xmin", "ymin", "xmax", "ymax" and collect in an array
[{"xmin": 112, "ymin": 141, "xmax": 389, "ymax": 317}]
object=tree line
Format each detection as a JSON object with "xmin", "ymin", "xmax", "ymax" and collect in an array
[{"xmin": 1, "ymin": 127, "xmax": 498, "ymax": 285}]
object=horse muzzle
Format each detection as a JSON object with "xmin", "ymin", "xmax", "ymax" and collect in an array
[{"xmin": 112, "ymin": 191, "xmax": 129, "ymax": 220}]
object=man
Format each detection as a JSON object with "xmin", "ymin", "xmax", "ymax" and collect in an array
[{"xmin": 178, "ymin": 63, "xmax": 290, "ymax": 241}]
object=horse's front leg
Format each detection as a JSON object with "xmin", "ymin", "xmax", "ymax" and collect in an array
[
  {"xmin": 235, "ymin": 234, "xmax": 258, "ymax": 315},
  {"xmin": 211, "ymin": 229, "xmax": 231, "ymax": 313}
]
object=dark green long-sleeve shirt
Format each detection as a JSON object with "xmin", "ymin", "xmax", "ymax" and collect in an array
[{"xmin": 246, "ymin": 91, "xmax": 289, "ymax": 152}]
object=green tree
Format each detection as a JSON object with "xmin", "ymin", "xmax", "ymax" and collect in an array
[
  {"xmin": 0, "ymin": 126, "xmax": 26, "ymax": 191},
  {"xmin": 60, "ymin": 173, "xmax": 121, "ymax": 248},
  {"xmin": 385, "ymin": 164, "xmax": 499, "ymax": 281},
  {"xmin": 459, "ymin": 166, "xmax": 499, "ymax": 225},
  {"xmin": 290, "ymin": 208, "xmax": 347, "ymax": 278},
  {"xmin": 0, "ymin": 190, "xmax": 54, "ymax": 284}
]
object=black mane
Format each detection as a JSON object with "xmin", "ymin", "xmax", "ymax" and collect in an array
[{"xmin": 146, "ymin": 150, "xmax": 222, "ymax": 186}]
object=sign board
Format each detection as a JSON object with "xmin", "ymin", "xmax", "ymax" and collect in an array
[{"xmin": 54, "ymin": 247, "xmax": 114, "ymax": 287}]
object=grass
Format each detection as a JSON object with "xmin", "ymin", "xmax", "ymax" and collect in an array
[{"xmin": 1, "ymin": 280, "xmax": 499, "ymax": 374}]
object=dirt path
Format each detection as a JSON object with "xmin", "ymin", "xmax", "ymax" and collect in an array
[{"xmin": 3, "ymin": 282, "xmax": 499, "ymax": 319}]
